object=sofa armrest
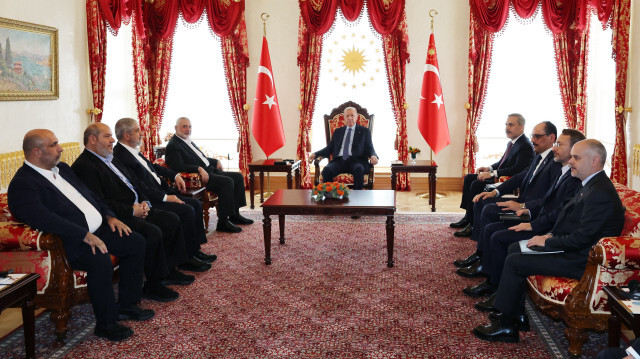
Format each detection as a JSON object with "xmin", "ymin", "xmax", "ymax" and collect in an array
[
  {"xmin": 593, "ymin": 236, "xmax": 640, "ymax": 270},
  {"xmin": 0, "ymin": 221, "xmax": 42, "ymax": 251}
]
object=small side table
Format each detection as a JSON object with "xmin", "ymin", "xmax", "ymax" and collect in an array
[
  {"xmin": 0, "ymin": 273, "xmax": 40, "ymax": 359},
  {"xmin": 248, "ymin": 159, "xmax": 301, "ymax": 209},
  {"xmin": 603, "ymin": 285, "xmax": 640, "ymax": 347},
  {"xmin": 390, "ymin": 160, "xmax": 438, "ymax": 212}
]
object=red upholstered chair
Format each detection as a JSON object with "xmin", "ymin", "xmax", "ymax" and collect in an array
[
  {"xmin": 313, "ymin": 101, "xmax": 375, "ymax": 189},
  {"xmin": 526, "ymin": 183, "xmax": 640, "ymax": 357},
  {"xmin": 0, "ymin": 193, "xmax": 119, "ymax": 347},
  {"xmin": 153, "ymin": 158, "xmax": 218, "ymax": 230}
]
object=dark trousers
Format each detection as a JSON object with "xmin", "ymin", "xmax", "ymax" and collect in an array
[
  {"xmin": 205, "ymin": 168, "xmax": 246, "ymax": 218},
  {"xmin": 123, "ymin": 208, "xmax": 187, "ymax": 281},
  {"xmin": 470, "ymin": 198, "xmax": 502, "ymax": 242},
  {"xmin": 153, "ymin": 196, "xmax": 207, "ymax": 258},
  {"xmin": 493, "ymin": 242, "xmax": 586, "ymax": 317},
  {"xmin": 321, "ymin": 157, "xmax": 366, "ymax": 190},
  {"xmin": 480, "ymin": 222, "xmax": 537, "ymax": 285},
  {"xmin": 460, "ymin": 174, "xmax": 495, "ymax": 221},
  {"xmin": 69, "ymin": 223, "xmax": 146, "ymax": 329}
]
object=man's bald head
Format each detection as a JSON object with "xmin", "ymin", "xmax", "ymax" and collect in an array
[
  {"xmin": 23, "ymin": 129, "xmax": 62, "ymax": 169},
  {"xmin": 23, "ymin": 129, "xmax": 53, "ymax": 157}
]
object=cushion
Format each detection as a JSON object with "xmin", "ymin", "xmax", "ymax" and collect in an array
[{"xmin": 527, "ymin": 275, "xmax": 578, "ymax": 305}]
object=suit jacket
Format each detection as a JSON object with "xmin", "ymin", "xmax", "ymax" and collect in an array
[
  {"xmin": 545, "ymin": 171, "xmax": 625, "ymax": 263},
  {"xmin": 496, "ymin": 151, "xmax": 562, "ymax": 207},
  {"xmin": 490, "ymin": 135, "xmax": 534, "ymax": 177},
  {"xmin": 7, "ymin": 162, "xmax": 116, "ymax": 262},
  {"xmin": 113, "ymin": 143, "xmax": 180, "ymax": 202},
  {"xmin": 527, "ymin": 169, "xmax": 581, "ymax": 233},
  {"xmin": 314, "ymin": 124, "xmax": 377, "ymax": 169},
  {"xmin": 72, "ymin": 149, "xmax": 151, "ymax": 220},
  {"xmin": 165, "ymin": 135, "xmax": 218, "ymax": 173}
]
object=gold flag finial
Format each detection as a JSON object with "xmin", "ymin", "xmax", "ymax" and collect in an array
[
  {"xmin": 261, "ymin": 13, "xmax": 270, "ymax": 37},
  {"xmin": 429, "ymin": 9, "xmax": 438, "ymax": 33}
]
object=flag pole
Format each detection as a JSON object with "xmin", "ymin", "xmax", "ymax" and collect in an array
[{"xmin": 261, "ymin": 12, "xmax": 274, "ymax": 200}]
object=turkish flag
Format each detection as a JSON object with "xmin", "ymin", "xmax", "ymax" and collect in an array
[
  {"xmin": 252, "ymin": 36, "xmax": 285, "ymax": 158},
  {"xmin": 417, "ymin": 33, "xmax": 450, "ymax": 155}
]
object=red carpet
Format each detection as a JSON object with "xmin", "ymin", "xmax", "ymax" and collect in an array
[{"xmin": 58, "ymin": 213, "xmax": 555, "ymax": 358}]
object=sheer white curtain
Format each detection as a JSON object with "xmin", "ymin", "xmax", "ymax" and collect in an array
[
  {"xmin": 103, "ymin": 23, "xmax": 136, "ymax": 132},
  {"xmin": 311, "ymin": 7, "xmax": 395, "ymax": 167},
  {"xmin": 476, "ymin": 9, "xmax": 564, "ymax": 166}
]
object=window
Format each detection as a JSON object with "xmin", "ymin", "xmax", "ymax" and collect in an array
[
  {"xmin": 103, "ymin": 23, "xmax": 137, "ymax": 131},
  {"xmin": 311, "ymin": 6, "xmax": 395, "ymax": 168},
  {"xmin": 161, "ymin": 18, "xmax": 239, "ymax": 170},
  {"xmin": 476, "ymin": 9, "xmax": 564, "ymax": 166}
]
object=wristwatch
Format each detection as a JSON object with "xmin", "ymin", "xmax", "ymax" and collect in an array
[{"xmin": 520, "ymin": 203, "xmax": 526, "ymax": 209}]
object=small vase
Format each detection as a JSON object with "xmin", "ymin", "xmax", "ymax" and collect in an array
[{"xmin": 410, "ymin": 153, "xmax": 417, "ymax": 165}]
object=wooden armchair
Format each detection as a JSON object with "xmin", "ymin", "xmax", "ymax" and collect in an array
[
  {"xmin": 153, "ymin": 158, "xmax": 218, "ymax": 230},
  {"xmin": 526, "ymin": 183, "xmax": 640, "ymax": 357},
  {"xmin": 0, "ymin": 143, "xmax": 118, "ymax": 347},
  {"xmin": 313, "ymin": 101, "xmax": 375, "ymax": 189}
]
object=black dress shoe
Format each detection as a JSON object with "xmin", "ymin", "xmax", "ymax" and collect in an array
[
  {"xmin": 161, "ymin": 269, "xmax": 196, "ymax": 285},
  {"xmin": 489, "ymin": 312, "xmax": 530, "ymax": 332},
  {"xmin": 453, "ymin": 251, "xmax": 481, "ymax": 267},
  {"xmin": 94, "ymin": 322, "xmax": 134, "ymax": 341},
  {"xmin": 229, "ymin": 214, "xmax": 254, "ymax": 225},
  {"xmin": 216, "ymin": 218, "xmax": 242, "ymax": 233},
  {"xmin": 450, "ymin": 216, "xmax": 469, "ymax": 229},
  {"xmin": 142, "ymin": 282, "xmax": 179, "ymax": 302},
  {"xmin": 177, "ymin": 258, "xmax": 211, "ymax": 273},
  {"xmin": 475, "ymin": 293, "xmax": 498, "ymax": 312},
  {"xmin": 462, "ymin": 280, "xmax": 497, "ymax": 298},
  {"xmin": 472, "ymin": 317, "xmax": 519, "ymax": 343},
  {"xmin": 118, "ymin": 304, "xmax": 155, "ymax": 321},
  {"xmin": 195, "ymin": 250, "xmax": 217, "ymax": 263},
  {"xmin": 454, "ymin": 223, "xmax": 473, "ymax": 237},
  {"xmin": 351, "ymin": 216, "xmax": 361, "ymax": 219},
  {"xmin": 456, "ymin": 261, "xmax": 485, "ymax": 278}
]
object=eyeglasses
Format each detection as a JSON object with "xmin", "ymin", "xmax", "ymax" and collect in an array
[{"xmin": 530, "ymin": 133, "xmax": 549, "ymax": 139}]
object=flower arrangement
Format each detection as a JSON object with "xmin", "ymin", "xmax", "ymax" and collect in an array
[
  {"xmin": 163, "ymin": 132, "xmax": 174, "ymax": 143},
  {"xmin": 408, "ymin": 146, "xmax": 421, "ymax": 155},
  {"xmin": 312, "ymin": 181, "xmax": 350, "ymax": 200}
]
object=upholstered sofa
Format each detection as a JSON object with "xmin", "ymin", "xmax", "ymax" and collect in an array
[
  {"xmin": 527, "ymin": 182, "xmax": 640, "ymax": 357},
  {"xmin": 0, "ymin": 143, "xmax": 116, "ymax": 347}
]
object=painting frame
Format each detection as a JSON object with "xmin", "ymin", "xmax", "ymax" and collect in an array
[{"xmin": 0, "ymin": 17, "xmax": 58, "ymax": 101}]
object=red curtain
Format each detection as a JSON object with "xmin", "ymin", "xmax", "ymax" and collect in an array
[
  {"xmin": 462, "ymin": 13, "xmax": 494, "ymax": 176},
  {"xmin": 609, "ymin": 0, "xmax": 631, "ymax": 184},
  {"xmin": 553, "ymin": 22, "xmax": 590, "ymax": 132},
  {"xmin": 296, "ymin": 0, "xmax": 409, "ymax": 189}
]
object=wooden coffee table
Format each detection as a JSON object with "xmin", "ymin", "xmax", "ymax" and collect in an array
[
  {"xmin": 0, "ymin": 273, "xmax": 40, "ymax": 359},
  {"xmin": 261, "ymin": 189, "xmax": 396, "ymax": 267},
  {"xmin": 391, "ymin": 160, "xmax": 438, "ymax": 212},
  {"xmin": 603, "ymin": 285, "xmax": 640, "ymax": 347}
]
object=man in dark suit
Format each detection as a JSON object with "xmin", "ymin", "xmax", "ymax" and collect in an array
[
  {"xmin": 8, "ymin": 129, "xmax": 154, "ymax": 342},
  {"xmin": 454, "ymin": 121, "xmax": 561, "ymax": 276},
  {"xmin": 472, "ymin": 139, "xmax": 625, "ymax": 343},
  {"xmin": 461, "ymin": 129, "xmax": 584, "ymax": 299},
  {"xmin": 165, "ymin": 117, "xmax": 253, "ymax": 233},
  {"xmin": 308, "ymin": 106, "xmax": 378, "ymax": 190},
  {"xmin": 597, "ymin": 337, "xmax": 640, "ymax": 358},
  {"xmin": 113, "ymin": 118, "xmax": 216, "ymax": 271},
  {"xmin": 73, "ymin": 123, "xmax": 192, "ymax": 303},
  {"xmin": 451, "ymin": 114, "xmax": 534, "ymax": 237}
]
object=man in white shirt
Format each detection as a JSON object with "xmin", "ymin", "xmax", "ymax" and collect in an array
[{"xmin": 8, "ymin": 129, "xmax": 153, "ymax": 342}]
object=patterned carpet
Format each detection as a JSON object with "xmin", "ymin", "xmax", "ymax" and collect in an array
[{"xmin": 0, "ymin": 212, "xmax": 609, "ymax": 358}]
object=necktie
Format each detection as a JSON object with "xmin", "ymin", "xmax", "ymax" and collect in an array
[
  {"xmin": 497, "ymin": 141, "xmax": 513, "ymax": 169},
  {"xmin": 342, "ymin": 128, "xmax": 353, "ymax": 160},
  {"xmin": 528, "ymin": 155, "xmax": 543, "ymax": 183}
]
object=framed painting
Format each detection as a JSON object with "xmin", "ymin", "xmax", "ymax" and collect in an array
[{"xmin": 0, "ymin": 17, "xmax": 58, "ymax": 101}]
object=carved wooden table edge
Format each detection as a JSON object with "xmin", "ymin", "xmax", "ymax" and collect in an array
[{"xmin": 0, "ymin": 273, "xmax": 40, "ymax": 359}]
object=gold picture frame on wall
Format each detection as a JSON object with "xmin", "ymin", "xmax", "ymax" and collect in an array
[{"xmin": 0, "ymin": 17, "xmax": 58, "ymax": 101}]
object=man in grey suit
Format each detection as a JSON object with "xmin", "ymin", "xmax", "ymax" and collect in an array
[{"xmin": 472, "ymin": 139, "xmax": 625, "ymax": 343}]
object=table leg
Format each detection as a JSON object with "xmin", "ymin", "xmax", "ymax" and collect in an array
[
  {"xmin": 608, "ymin": 310, "xmax": 622, "ymax": 347},
  {"xmin": 429, "ymin": 171, "xmax": 437, "ymax": 212},
  {"xmin": 295, "ymin": 168, "xmax": 301, "ymax": 189},
  {"xmin": 386, "ymin": 216, "xmax": 395, "ymax": 267},
  {"xmin": 263, "ymin": 215, "xmax": 272, "ymax": 265},
  {"xmin": 22, "ymin": 296, "xmax": 36, "ymax": 359},
  {"xmin": 259, "ymin": 171, "xmax": 265, "ymax": 204},
  {"xmin": 249, "ymin": 171, "xmax": 255, "ymax": 209},
  {"xmin": 286, "ymin": 171, "xmax": 293, "ymax": 189},
  {"xmin": 279, "ymin": 215, "xmax": 286, "ymax": 244},
  {"xmin": 391, "ymin": 171, "xmax": 397, "ymax": 191}
]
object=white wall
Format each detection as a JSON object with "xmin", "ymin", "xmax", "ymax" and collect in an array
[
  {"xmin": 628, "ymin": 0, "xmax": 640, "ymax": 189},
  {"xmin": 244, "ymin": 0, "xmax": 469, "ymax": 177},
  {"xmin": 0, "ymin": 0, "xmax": 91, "ymax": 152}
]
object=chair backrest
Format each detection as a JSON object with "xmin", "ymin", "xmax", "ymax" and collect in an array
[{"xmin": 323, "ymin": 101, "xmax": 374, "ymax": 145}]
